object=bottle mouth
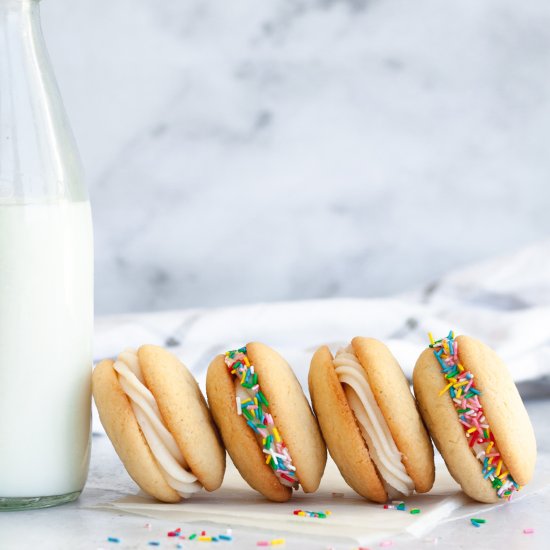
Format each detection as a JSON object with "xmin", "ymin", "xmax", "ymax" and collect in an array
[
  {"xmin": 0, "ymin": 197, "xmax": 90, "ymax": 206},
  {"xmin": 0, "ymin": 0, "xmax": 42, "ymax": 13},
  {"xmin": 0, "ymin": 0, "xmax": 41, "ymax": 5}
]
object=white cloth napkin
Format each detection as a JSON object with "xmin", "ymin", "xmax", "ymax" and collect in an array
[{"xmin": 94, "ymin": 239, "xmax": 550, "ymax": 389}]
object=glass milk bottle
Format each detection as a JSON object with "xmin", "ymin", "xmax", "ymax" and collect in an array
[{"xmin": 0, "ymin": 0, "xmax": 93, "ymax": 510}]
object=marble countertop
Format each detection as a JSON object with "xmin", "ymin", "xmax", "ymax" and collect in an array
[{"xmin": 1, "ymin": 398, "xmax": 548, "ymax": 550}]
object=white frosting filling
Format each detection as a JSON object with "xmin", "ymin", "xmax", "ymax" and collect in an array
[
  {"xmin": 113, "ymin": 349, "xmax": 202, "ymax": 497},
  {"xmin": 333, "ymin": 345, "xmax": 414, "ymax": 496}
]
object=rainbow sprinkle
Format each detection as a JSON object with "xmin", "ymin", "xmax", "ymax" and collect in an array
[
  {"xmin": 429, "ymin": 331, "xmax": 520, "ymax": 500},
  {"xmin": 293, "ymin": 509, "xmax": 331, "ymax": 518},
  {"xmin": 168, "ymin": 529, "xmax": 233, "ymax": 542},
  {"xmin": 225, "ymin": 347, "xmax": 299, "ymax": 488},
  {"xmin": 256, "ymin": 539, "xmax": 286, "ymax": 546},
  {"xmin": 383, "ymin": 502, "xmax": 421, "ymax": 514}
]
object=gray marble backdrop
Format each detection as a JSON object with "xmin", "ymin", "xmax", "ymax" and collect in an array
[{"xmin": 42, "ymin": 0, "xmax": 550, "ymax": 314}]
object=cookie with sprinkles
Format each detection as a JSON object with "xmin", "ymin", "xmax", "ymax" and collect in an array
[
  {"xmin": 413, "ymin": 332, "xmax": 536, "ymax": 503},
  {"xmin": 309, "ymin": 338, "xmax": 435, "ymax": 503},
  {"xmin": 206, "ymin": 342, "xmax": 327, "ymax": 502}
]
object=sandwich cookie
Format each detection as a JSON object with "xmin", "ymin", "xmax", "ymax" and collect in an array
[
  {"xmin": 93, "ymin": 345, "xmax": 225, "ymax": 503},
  {"xmin": 413, "ymin": 332, "xmax": 536, "ymax": 503},
  {"xmin": 309, "ymin": 337, "xmax": 434, "ymax": 503},
  {"xmin": 206, "ymin": 342, "xmax": 327, "ymax": 502}
]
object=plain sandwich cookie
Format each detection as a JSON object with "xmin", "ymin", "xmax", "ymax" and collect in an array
[
  {"xmin": 206, "ymin": 342, "xmax": 327, "ymax": 502},
  {"xmin": 413, "ymin": 332, "xmax": 536, "ymax": 503},
  {"xmin": 309, "ymin": 337, "xmax": 434, "ymax": 503},
  {"xmin": 93, "ymin": 345, "xmax": 225, "ymax": 502}
]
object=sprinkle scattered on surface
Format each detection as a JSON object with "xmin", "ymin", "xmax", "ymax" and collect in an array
[
  {"xmin": 293, "ymin": 509, "xmax": 330, "ymax": 518},
  {"xmin": 384, "ymin": 502, "xmax": 421, "ymax": 515},
  {"xmin": 379, "ymin": 541, "xmax": 393, "ymax": 547},
  {"xmin": 156, "ymin": 530, "xmax": 236, "ymax": 543},
  {"xmin": 256, "ymin": 539, "xmax": 286, "ymax": 546},
  {"xmin": 523, "ymin": 528, "xmax": 535, "ymax": 534},
  {"xmin": 429, "ymin": 331, "xmax": 520, "ymax": 500},
  {"xmin": 470, "ymin": 518, "xmax": 486, "ymax": 527},
  {"xmin": 107, "ymin": 538, "xmax": 120, "ymax": 544}
]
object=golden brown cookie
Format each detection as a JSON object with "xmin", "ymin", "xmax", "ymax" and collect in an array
[
  {"xmin": 206, "ymin": 342, "xmax": 326, "ymax": 502},
  {"xmin": 309, "ymin": 337, "xmax": 434, "ymax": 503},
  {"xmin": 93, "ymin": 359, "xmax": 180, "ymax": 503},
  {"xmin": 92, "ymin": 345, "xmax": 225, "ymax": 502},
  {"xmin": 413, "ymin": 333, "xmax": 536, "ymax": 503}
]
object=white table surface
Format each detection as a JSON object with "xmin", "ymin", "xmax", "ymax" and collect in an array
[{"xmin": 1, "ymin": 399, "xmax": 548, "ymax": 550}]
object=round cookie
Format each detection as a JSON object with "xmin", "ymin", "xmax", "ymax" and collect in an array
[
  {"xmin": 93, "ymin": 359, "xmax": 180, "ymax": 503},
  {"xmin": 206, "ymin": 342, "xmax": 327, "ymax": 502},
  {"xmin": 138, "ymin": 345, "xmax": 226, "ymax": 491},
  {"xmin": 309, "ymin": 337, "xmax": 434, "ymax": 503},
  {"xmin": 309, "ymin": 346, "xmax": 386, "ymax": 503},
  {"xmin": 413, "ymin": 332, "xmax": 536, "ymax": 503},
  {"xmin": 93, "ymin": 345, "xmax": 225, "ymax": 502}
]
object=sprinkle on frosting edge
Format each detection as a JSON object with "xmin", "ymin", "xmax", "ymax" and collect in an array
[
  {"xmin": 224, "ymin": 347, "xmax": 299, "ymax": 489},
  {"xmin": 429, "ymin": 331, "xmax": 520, "ymax": 500}
]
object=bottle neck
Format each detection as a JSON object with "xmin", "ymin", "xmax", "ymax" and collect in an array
[
  {"xmin": 0, "ymin": 0, "xmax": 87, "ymax": 204},
  {"xmin": 0, "ymin": 0, "xmax": 40, "ymax": 12},
  {"xmin": 0, "ymin": 0, "xmax": 42, "ymax": 42}
]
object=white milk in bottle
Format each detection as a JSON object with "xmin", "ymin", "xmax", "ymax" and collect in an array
[
  {"xmin": 0, "ymin": 0, "xmax": 93, "ymax": 510},
  {"xmin": 0, "ymin": 202, "xmax": 93, "ymax": 498}
]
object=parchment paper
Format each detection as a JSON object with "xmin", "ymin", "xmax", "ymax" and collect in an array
[{"xmin": 95, "ymin": 458, "xmax": 515, "ymax": 545}]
